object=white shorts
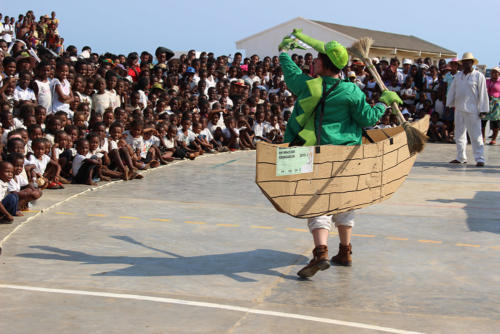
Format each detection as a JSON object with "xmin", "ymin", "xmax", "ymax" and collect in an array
[{"xmin": 307, "ymin": 211, "xmax": 355, "ymax": 232}]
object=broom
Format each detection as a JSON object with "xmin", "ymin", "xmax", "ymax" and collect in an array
[{"xmin": 348, "ymin": 37, "xmax": 427, "ymax": 154}]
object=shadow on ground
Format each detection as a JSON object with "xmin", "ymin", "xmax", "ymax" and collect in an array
[
  {"xmin": 431, "ymin": 191, "xmax": 500, "ymax": 234},
  {"xmin": 414, "ymin": 161, "xmax": 500, "ymax": 173},
  {"xmin": 16, "ymin": 236, "xmax": 307, "ymax": 282}
]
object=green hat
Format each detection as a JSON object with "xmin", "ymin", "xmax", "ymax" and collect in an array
[
  {"xmin": 324, "ymin": 40, "xmax": 348, "ymax": 70},
  {"xmin": 292, "ymin": 29, "xmax": 348, "ymax": 69}
]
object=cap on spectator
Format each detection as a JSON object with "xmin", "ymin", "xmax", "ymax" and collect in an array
[
  {"xmin": 420, "ymin": 64, "xmax": 429, "ymax": 70},
  {"xmin": 459, "ymin": 52, "xmax": 478, "ymax": 65},
  {"xmin": 348, "ymin": 71, "xmax": 356, "ymax": 78},
  {"xmin": 157, "ymin": 63, "xmax": 167, "ymax": 69},
  {"xmin": 151, "ymin": 83, "xmax": 165, "ymax": 91},
  {"xmin": 240, "ymin": 64, "xmax": 248, "ymax": 72},
  {"xmin": 185, "ymin": 66, "xmax": 196, "ymax": 74},
  {"xmin": 371, "ymin": 57, "xmax": 380, "ymax": 64},
  {"xmin": 449, "ymin": 57, "xmax": 459, "ymax": 63},
  {"xmin": 155, "ymin": 46, "xmax": 174, "ymax": 61},
  {"xmin": 403, "ymin": 59, "xmax": 412, "ymax": 65},
  {"xmin": 491, "ymin": 66, "xmax": 500, "ymax": 73},
  {"xmin": 380, "ymin": 57, "xmax": 389, "ymax": 64},
  {"xmin": 232, "ymin": 79, "xmax": 246, "ymax": 87},
  {"xmin": 352, "ymin": 61, "xmax": 365, "ymax": 66},
  {"xmin": 257, "ymin": 85, "xmax": 267, "ymax": 91}
]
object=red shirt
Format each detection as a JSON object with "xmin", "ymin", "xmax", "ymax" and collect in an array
[
  {"xmin": 487, "ymin": 79, "xmax": 500, "ymax": 98},
  {"xmin": 128, "ymin": 66, "xmax": 141, "ymax": 82}
]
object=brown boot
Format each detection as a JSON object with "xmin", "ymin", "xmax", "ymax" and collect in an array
[
  {"xmin": 297, "ymin": 245, "xmax": 330, "ymax": 278},
  {"xmin": 331, "ymin": 243, "xmax": 352, "ymax": 266}
]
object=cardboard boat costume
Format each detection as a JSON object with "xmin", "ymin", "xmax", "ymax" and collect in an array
[{"xmin": 255, "ymin": 30, "xmax": 429, "ymax": 218}]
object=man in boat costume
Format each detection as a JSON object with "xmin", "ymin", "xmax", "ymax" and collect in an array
[{"xmin": 278, "ymin": 30, "xmax": 403, "ymax": 278}]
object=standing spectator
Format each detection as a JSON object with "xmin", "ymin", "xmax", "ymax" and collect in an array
[
  {"xmin": 482, "ymin": 66, "xmax": 500, "ymax": 145},
  {"xmin": 446, "ymin": 53, "xmax": 488, "ymax": 166}
]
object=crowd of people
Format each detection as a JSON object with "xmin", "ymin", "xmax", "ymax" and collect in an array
[{"xmin": 0, "ymin": 10, "xmax": 498, "ymax": 223}]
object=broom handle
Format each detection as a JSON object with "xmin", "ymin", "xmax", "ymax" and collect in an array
[{"xmin": 363, "ymin": 60, "xmax": 406, "ymax": 126}]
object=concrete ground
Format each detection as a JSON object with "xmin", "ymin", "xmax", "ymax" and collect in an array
[{"xmin": 0, "ymin": 143, "xmax": 499, "ymax": 334}]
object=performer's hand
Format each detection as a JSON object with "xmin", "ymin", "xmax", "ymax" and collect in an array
[
  {"xmin": 278, "ymin": 36, "xmax": 306, "ymax": 52},
  {"xmin": 379, "ymin": 91, "xmax": 403, "ymax": 110}
]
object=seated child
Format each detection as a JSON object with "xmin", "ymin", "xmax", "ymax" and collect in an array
[
  {"xmin": 0, "ymin": 161, "xmax": 22, "ymax": 223},
  {"xmin": 107, "ymin": 122, "xmax": 141, "ymax": 180},
  {"xmin": 161, "ymin": 125, "xmax": 196, "ymax": 160},
  {"xmin": 177, "ymin": 118, "xmax": 201, "ymax": 157},
  {"xmin": 192, "ymin": 121, "xmax": 215, "ymax": 153},
  {"xmin": 124, "ymin": 119, "xmax": 155, "ymax": 169},
  {"xmin": 7, "ymin": 153, "xmax": 42, "ymax": 210},
  {"xmin": 25, "ymin": 138, "xmax": 64, "ymax": 189},
  {"xmin": 427, "ymin": 111, "xmax": 449, "ymax": 142},
  {"xmin": 267, "ymin": 114, "xmax": 283, "ymax": 144},
  {"xmin": 236, "ymin": 115, "xmax": 255, "ymax": 149},
  {"xmin": 88, "ymin": 132, "xmax": 121, "ymax": 180},
  {"xmin": 72, "ymin": 138, "xmax": 101, "ymax": 186},
  {"xmin": 222, "ymin": 117, "xmax": 240, "ymax": 150}
]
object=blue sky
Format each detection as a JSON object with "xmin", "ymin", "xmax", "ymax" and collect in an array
[{"xmin": 3, "ymin": 0, "xmax": 498, "ymax": 67}]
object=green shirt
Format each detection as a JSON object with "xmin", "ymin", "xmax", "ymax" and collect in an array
[{"xmin": 281, "ymin": 53, "xmax": 385, "ymax": 146}]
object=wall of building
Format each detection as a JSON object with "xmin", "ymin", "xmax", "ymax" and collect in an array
[{"xmin": 236, "ymin": 17, "xmax": 356, "ymax": 59}]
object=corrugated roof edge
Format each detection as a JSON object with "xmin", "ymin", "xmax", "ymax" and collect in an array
[{"xmin": 312, "ymin": 19, "xmax": 456, "ymax": 56}]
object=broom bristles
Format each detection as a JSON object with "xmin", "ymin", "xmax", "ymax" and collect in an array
[
  {"xmin": 348, "ymin": 37, "xmax": 373, "ymax": 60},
  {"xmin": 403, "ymin": 123, "xmax": 428, "ymax": 154}
]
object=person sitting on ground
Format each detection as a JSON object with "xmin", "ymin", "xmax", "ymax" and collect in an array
[
  {"xmin": 0, "ymin": 161, "xmax": 22, "ymax": 223},
  {"xmin": 7, "ymin": 152, "xmax": 42, "ymax": 210},
  {"xmin": 72, "ymin": 138, "xmax": 101, "ymax": 185},
  {"xmin": 25, "ymin": 138, "xmax": 63, "ymax": 189}
]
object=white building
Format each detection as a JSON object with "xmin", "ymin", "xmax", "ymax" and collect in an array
[{"xmin": 236, "ymin": 17, "xmax": 456, "ymax": 64}]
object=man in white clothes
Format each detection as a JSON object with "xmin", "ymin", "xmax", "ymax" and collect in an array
[{"xmin": 446, "ymin": 52, "xmax": 489, "ymax": 167}]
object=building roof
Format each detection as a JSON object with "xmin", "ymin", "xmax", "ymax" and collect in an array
[{"xmin": 311, "ymin": 20, "xmax": 456, "ymax": 56}]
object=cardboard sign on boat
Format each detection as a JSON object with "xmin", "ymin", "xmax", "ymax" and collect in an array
[{"xmin": 255, "ymin": 116, "xmax": 429, "ymax": 218}]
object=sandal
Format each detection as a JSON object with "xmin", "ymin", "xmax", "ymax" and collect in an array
[
  {"xmin": 47, "ymin": 182, "xmax": 63, "ymax": 189},
  {"xmin": 488, "ymin": 141, "xmax": 496, "ymax": 145}
]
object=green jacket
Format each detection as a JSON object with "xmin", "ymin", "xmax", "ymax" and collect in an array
[{"xmin": 281, "ymin": 53, "xmax": 385, "ymax": 146}]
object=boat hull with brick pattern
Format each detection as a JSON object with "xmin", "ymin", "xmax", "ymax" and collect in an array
[{"xmin": 255, "ymin": 115, "xmax": 429, "ymax": 218}]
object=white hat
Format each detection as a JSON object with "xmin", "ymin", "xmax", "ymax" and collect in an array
[
  {"xmin": 460, "ymin": 52, "xmax": 478, "ymax": 65},
  {"xmin": 491, "ymin": 66, "xmax": 500, "ymax": 73},
  {"xmin": 403, "ymin": 58, "xmax": 412, "ymax": 65},
  {"xmin": 348, "ymin": 71, "xmax": 356, "ymax": 78},
  {"xmin": 372, "ymin": 57, "xmax": 380, "ymax": 64},
  {"xmin": 420, "ymin": 64, "xmax": 429, "ymax": 70}
]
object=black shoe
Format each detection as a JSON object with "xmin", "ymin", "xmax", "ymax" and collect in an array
[
  {"xmin": 476, "ymin": 162, "xmax": 485, "ymax": 167},
  {"xmin": 449, "ymin": 159, "xmax": 466, "ymax": 164}
]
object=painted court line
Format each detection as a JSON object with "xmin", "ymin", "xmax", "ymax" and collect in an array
[
  {"xmin": 286, "ymin": 227, "xmax": 308, "ymax": 232},
  {"xmin": 216, "ymin": 223, "xmax": 240, "ymax": 227},
  {"xmin": 184, "ymin": 221, "xmax": 206, "ymax": 225},
  {"xmin": 55, "ymin": 211, "xmax": 75, "ymax": 215},
  {"xmin": 119, "ymin": 216, "xmax": 139, "ymax": 220},
  {"xmin": 418, "ymin": 240, "xmax": 442, "ymax": 244},
  {"xmin": 150, "ymin": 218, "xmax": 171, "ymax": 222},
  {"xmin": 386, "ymin": 236, "xmax": 409, "ymax": 241},
  {"xmin": 0, "ymin": 284, "xmax": 423, "ymax": 334},
  {"xmin": 456, "ymin": 243, "xmax": 480, "ymax": 248},
  {"xmin": 251, "ymin": 225, "xmax": 274, "ymax": 230},
  {"xmin": 88, "ymin": 214, "xmax": 107, "ymax": 217},
  {"xmin": 211, "ymin": 159, "xmax": 239, "ymax": 169},
  {"xmin": 353, "ymin": 234, "xmax": 376, "ymax": 238}
]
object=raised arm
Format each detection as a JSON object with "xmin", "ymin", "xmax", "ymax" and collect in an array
[{"xmin": 279, "ymin": 52, "xmax": 309, "ymax": 96}]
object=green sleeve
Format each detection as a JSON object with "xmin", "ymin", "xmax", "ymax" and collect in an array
[
  {"xmin": 279, "ymin": 52, "xmax": 310, "ymax": 96},
  {"xmin": 349, "ymin": 85, "xmax": 386, "ymax": 128}
]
